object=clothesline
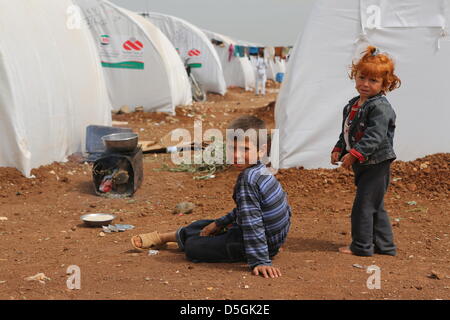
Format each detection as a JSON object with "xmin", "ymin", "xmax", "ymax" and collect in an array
[{"xmin": 211, "ymin": 38, "xmax": 293, "ymax": 62}]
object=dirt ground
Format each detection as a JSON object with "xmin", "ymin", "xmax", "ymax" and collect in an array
[{"xmin": 0, "ymin": 87, "xmax": 449, "ymax": 300}]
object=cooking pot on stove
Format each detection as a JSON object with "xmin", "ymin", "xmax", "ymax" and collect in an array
[{"xmin": 102, "ymin": 133, "xmax": 138, "ymax": 153}]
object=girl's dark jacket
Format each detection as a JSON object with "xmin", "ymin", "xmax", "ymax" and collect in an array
[{"xmin": 333, "ymin": 93, "xmax": 397, "ymax": 165}]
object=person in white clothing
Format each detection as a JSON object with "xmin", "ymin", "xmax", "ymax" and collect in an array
[{"xmin": 255, "ymin": 54, "xmax": 268, "ymax": 96}]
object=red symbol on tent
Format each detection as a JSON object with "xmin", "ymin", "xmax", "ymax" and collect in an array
[
  {"xmin": 123, "ymin": 40, "xmax": 144, "ymax": 51},
  {"xmin": 188, "ymin": 49, "xmax": 201, "ymax": 57}
]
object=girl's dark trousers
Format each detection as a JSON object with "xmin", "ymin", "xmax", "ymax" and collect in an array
[{"xmin": 350, "ymin": 160, "xmax": 397, "ymax": 256}]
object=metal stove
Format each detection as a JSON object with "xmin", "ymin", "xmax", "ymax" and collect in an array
[{"xmin": 92, "ymin": 146, "xmax": 143, "ymax": 198}]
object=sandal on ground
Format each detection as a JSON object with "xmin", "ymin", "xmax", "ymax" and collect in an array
[{"xmin": 131, "ymin": 232, "xmax": 165, "ymax": 251}]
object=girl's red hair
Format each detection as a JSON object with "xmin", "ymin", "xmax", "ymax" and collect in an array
[{"xmin": 350, "ymin": 46, "xmax": 401, "ymax": 94}]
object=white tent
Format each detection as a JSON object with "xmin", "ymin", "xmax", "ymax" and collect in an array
[
  {"xmin": 140, "ymin": 12, "xmax": 227, "ymax": 96},
  {"xmin": 202, "ymin": 30, "xmax": 255, "ymax": 91},
  {"xmin": 0, "ymin": 0, "xmax": 112, "ymax": 177},
  {"xmin": 273, "ymin": 0, "xmax": 450, "ymax": 169},
  {"xmin": 75, "ymin": 0, "xmax": 192, "ymax": 113}
]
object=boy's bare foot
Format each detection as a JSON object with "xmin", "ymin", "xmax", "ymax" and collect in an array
[
  {"xmin": 132, "ymin": 235, "xmax": 143, "ymax": 248},
  {"xmin": 338, "ymin": 246, "xmax": 354, "ymax": 255}
]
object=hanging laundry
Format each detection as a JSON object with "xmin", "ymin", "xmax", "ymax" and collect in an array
[
  {"xmin": 234, "ymin": 45, "xmax": 240, "ymax": 57},
  {"xmin": 235, "ymin": 45, "xmax": 245, "ymax": 57},
  {"xmin": 258, "ymin": 47, "xmax": 265, "ymax": 57},
  {"xmin": 228, "ymin": 44, "xmax": 234, "ymax": 61},
  {"xmin": 244, "ymin": 46, "xmax": 249, "ymax": 57},
  {"xmin": 265, "ymin": 47, "xmax": 275, "ymax": 62},
  {"xmin": 282, "ymin": 47, "xmax": 291, "ymax": 59},
  {"xmin": 249, "ymin": 46, "xmax": 259, "ymax": 56},
  {"xmin": 275, "ymin": 47, "xmax": 283, "ymax": 58}
]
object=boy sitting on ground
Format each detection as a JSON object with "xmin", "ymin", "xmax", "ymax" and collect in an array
[{"xmin": 131, "ymin": 116, "xmax": 292, "ymax": 278}]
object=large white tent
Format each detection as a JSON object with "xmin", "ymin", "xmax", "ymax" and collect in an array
[
  {"xmin": 202, "ymin": 30, "xmax": 256, "ymax": 91},
  {"xmin": 75, "ymin": 0, "xmax": 192, "ymax": 113},
  {"xmin": 140, "ymin": 12, "xmax": 227, "ymax": 96},
  {"xmin": 273, "ymin": 0, "xmax": 450, "ymax": 169},
  {"xmin": 0, "ymin": 0, "xmax": 112, "ymax": 177}
]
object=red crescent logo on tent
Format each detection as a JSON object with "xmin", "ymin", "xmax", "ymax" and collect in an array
[
  {"xmin": 188, "ymin": 49, "xmax": 201, "ymax": 56},
  {"xmin": 123, "ymin": 40, "xmax": 144, "ymax": 51}
]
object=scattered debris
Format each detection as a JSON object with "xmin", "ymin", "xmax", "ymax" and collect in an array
[
  {"xmin": 111, "ymin": 121, "xmax": 129, "ymax": 126},
  {"xmin": 157, "ymin": 142, "xmax": 229, "ymax": 180},
  {"xmin": 24, "ymin": 273, "xmax": 51, "ymax": 284},
  {"xmin": 148, "ymin": 250, "xmax": 159, "ymax": 256},
  {"xmin": 392, "ymin": 218, "xmax": 401, "ymax": 227},
  {"xmin": 98, "ymin": 232, "xmax": 106, "ymax": 237},
  {"xmin": 0, "ymin": 217, "xmax": 8, "ymax": 221},
  {"xmin": 173, "ymin": 202, "xmax": 195, "ymax": 215},
  {"xmin": 407, "ymin": 201, "xmax": 417, "ymax": 206},
  {"xmin": 102, "ymin": 224, "xmax": 135, "ymax": 233},
  {"xmin": 429, "ymin": 270, "xmax": 444, "ymax": 280},
  {"xmin": 118, "ymin": 105, "xmax": 131, "ymax": 114},
  {"xmin": 419, "ymin": 162, "xmax": 429, "ymax": 170},
  {"xmin": 352, "ymin": 264, "xmax": 364, "ymax": 269},
  {"xmin": 406, "ymin": 206, "xmax": 429, "ymax": 213}
]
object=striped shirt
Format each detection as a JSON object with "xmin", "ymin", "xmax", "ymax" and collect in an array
[{"xmin": 215, "ymin": 162, "xmax": 291, "ymax": 269}]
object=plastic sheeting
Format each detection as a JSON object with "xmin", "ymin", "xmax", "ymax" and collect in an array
[
  {"xmin": 75, "ymin": 0, "xmax": 192, "ymax": 113},
  {"xmin": 141, "ymin": 12, "xmax": 227, "ymax": 96},
  {"xmin": 273, "ymin": 0, "xmax": 450, "ymax": 169},
  {"xmin": 202, "ymin": 30, "xmax": 255, "ymax": 91},
  {"xmin": 0, "ymin": 0, "xmax": 112, "ymax": 177}
]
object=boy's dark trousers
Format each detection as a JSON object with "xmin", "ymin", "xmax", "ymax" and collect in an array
[
  {"xmin": 176, "ymin": 219, "xmax": 247, "ymax": 263},
  {"xmin": 350, "ymin": 160, "xmax": 397, "ymax": 256}
]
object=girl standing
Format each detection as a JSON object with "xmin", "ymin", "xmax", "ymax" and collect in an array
[{"xmin": 331, "ymin": 46, "xmax": 401, "ymax": 256}]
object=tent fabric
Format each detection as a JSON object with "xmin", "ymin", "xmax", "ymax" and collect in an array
[
  {"xmin": 0, "ymin": 0, "xmax": 112, "ymax": 177},
  {"xmin": 361, "ymin": 0, "xmax": 447, "ymax": 29},
  {"xmin": 273, "ymin": 0, "xmax": 450, "ymax": 170},
  {"xmin": 75, "ymin": 0, "xmax": 192, "ymax": 113},
  {"xmin": 267, "ymin": 57, "xmax": 286, "ymax": 82},
  {"xmin": 141, "ymin": 12, "xmax": 227, "ymax": 96},
  {"xmin": 202, "ymin": 29, "xmax": 256, "ymax": 91}
]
